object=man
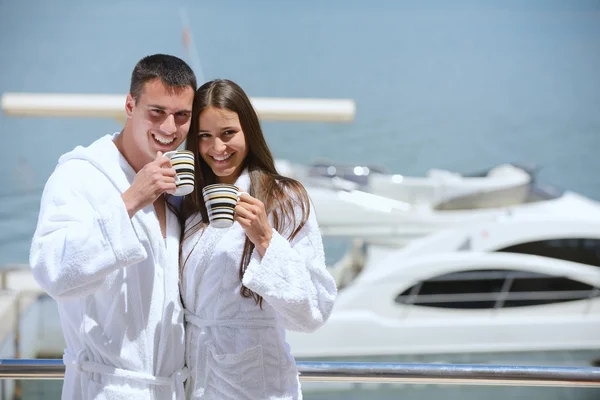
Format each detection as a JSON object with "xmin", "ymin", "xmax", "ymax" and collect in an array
[{"xmin": 30, "ymin": 54, "xmax": 196, "ymax": 399}]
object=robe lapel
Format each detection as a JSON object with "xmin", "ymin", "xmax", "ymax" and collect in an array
[{"xmin": 182, "ymin": 225, "xmax": 229, "ymax": 309}]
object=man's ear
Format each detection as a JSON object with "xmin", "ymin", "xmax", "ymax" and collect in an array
[{"xmin": 125, "ymin": 94, "xmax": 135, "ymax": 118}]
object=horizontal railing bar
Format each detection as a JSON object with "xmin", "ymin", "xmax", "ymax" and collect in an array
[
  {"xmin": 1, "ymin": 359, "xmax": 600, "ymax": 387},
  {"xmin": 298, "ymin": 361, "xmax": 600, "ymax": 387}
]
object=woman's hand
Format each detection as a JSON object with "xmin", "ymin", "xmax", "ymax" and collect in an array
[{"xmin": 234, "ymin": 193, "xmax": 273, "ymax": 257}]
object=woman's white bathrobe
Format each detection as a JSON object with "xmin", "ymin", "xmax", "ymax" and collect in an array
[
  {"xmin": 29, "ymin": 133, "xmax": 187, "ymax": 399},
  {"xmin": 181, "ymin": 170, "xmax": 337, "ymax": 400}
]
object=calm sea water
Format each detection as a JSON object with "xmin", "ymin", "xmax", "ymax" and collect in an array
[
  {"xmin": 1, "ymin": 0, "xmax": 600, "ymax": 266},
  {"xmin": 2, "ymin": 0, "xmax": 600, "ymax": 398}
]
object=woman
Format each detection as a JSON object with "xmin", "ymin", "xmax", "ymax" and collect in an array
[{"xmin": 179, "ymin": 79, "xmax": 337, "ymax": 399}]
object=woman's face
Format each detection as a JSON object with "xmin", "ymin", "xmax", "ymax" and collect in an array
[{"xmin": 197, "ymin": 106, "xmax": 248, "ymax": 184}]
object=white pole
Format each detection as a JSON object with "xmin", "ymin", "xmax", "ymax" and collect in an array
[
  {"xmin": 1, "ymin": 92, "xmax": 356, "ymax": 122},
  {"xmin": 179, "ymin": 6, "xmax": 205, "ymax": 84}
]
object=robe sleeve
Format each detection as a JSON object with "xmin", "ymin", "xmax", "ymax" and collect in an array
[
  {"xmin": 241, "ymin": 200, "xmax": 337, "ymax": 333},
  {"xmin": 29, "ymin": 160, "xmax": 147, "ymax": 301}
]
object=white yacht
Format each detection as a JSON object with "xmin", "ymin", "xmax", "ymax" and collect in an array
[
  {"xmin": 287, "ymin": 218, "xmax": 600, "ymax": 367},
  {"xmin": 276, "ymin": 159, "xmax": 600, "ymax": 247},
  {"xmin": 304, "ymin": 175, "xmax": 600, "ymax": 247},
  {"xmin": 279, "ymin": 159, "xmax": 533, "ymax": 207}
]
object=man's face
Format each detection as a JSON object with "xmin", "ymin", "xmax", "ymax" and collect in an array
[{"xmin": 125, "ymin": 78, "xmax": 195, "ymax": 165}]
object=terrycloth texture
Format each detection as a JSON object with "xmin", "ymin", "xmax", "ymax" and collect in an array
[
  {"xmin": 181, "ymin": 169, "xmax": 337, "ymax": 400},
  {"xmin": 30, "ymin": 133, "xmax": 186, "ymax": 399}
]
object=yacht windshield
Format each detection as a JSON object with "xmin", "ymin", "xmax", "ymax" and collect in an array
[{"xmin": 434, "ymin": 182, "xmax": 564, "ymax": 211}]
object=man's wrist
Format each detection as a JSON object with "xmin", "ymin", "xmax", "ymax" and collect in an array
[{"xmin": 121, "ymin": 191, "xmax": 141, "ymax": 218}]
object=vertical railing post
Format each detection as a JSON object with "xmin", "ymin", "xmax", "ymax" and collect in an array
[{"xmin": 13, "ymin": 293, "xmax": 22, "ymax": 400}]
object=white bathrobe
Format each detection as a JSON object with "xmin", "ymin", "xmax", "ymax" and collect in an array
[
  {"xmin": 181, "ymin": 170, "xmax": 337, "ymax": 400},
  {"xmin": 30, "ymin": 133, "xmax": 187, "ymax": 399}
]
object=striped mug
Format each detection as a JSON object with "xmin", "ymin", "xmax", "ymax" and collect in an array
[
  {"xmin": 163, "ymin": 150, "xmax": 195, "ymax": 196},
  {"xmin": 202, "ymin": 183, "xmax": 245, "ymax": 228}
]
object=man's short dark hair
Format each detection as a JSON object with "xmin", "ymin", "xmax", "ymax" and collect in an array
[{"xmin": 130, "ymin": 54, "xmax": 197, "ymax": 102}]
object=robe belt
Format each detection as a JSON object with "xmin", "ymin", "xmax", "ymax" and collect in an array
[
  {"xmin": 184, "ymin": 309, "xmax": 278, "ymax": 329},
  {"xmin": 63, "ymin": 349, "xmax": 188, "ymax": 399}
]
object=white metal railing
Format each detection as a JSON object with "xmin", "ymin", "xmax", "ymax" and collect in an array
[{"xmin": 1, "ymin": 359, "xmax": 600, "ymax": 388}]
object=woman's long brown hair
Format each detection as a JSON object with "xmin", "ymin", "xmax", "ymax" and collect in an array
[{"xmin": 180, "ymin": 79, "xmax": 310, "ymax": 308}]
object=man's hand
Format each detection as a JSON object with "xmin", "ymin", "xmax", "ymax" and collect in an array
[{"xmin": 121, "ymin": 152, "xmax": 177, "ymax": 218}]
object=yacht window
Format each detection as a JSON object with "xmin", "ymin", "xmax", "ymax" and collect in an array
[
  {"xmin": 395, "ymin": 269, "xmax": 599, "ymax": 309},
  {"xmin": 504, "ymin": 275, "xmax": 594, "ymax": 307},
  {"xmin": 496, "ymin": 238, "xmax": 600, "ymax": 268}
]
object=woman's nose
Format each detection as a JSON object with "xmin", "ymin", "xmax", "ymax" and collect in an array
[{"xmin": 213, "ymin": 137, "xmax": 226, "ymax": 152}]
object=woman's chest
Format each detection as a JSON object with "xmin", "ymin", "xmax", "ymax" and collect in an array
[{"xmin": 184, "ymin": 224, "xmax": 248, "ymax": 288}]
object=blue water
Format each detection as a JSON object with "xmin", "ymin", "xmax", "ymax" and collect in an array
[
  {"xmin": 1, "ymin": 0, "xmax": 600, "ymax": 398},
  {"xmin": 1, "ymin": 0, "xmax": 600, "ymax": 266}
]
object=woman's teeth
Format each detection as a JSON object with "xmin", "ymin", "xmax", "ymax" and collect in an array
[{"xmin": 213, "ymin": 154, "xmax": 233, "ymax": 161}]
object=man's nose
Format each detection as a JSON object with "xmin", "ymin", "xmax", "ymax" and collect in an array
[{"xmin": 159, "ymin": 114, "xmax": 177, "ymax": 134}]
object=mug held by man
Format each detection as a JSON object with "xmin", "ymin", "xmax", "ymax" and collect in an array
[{"xmin": 163, "ymin": 150, "xmax": 195, "ymax": 196}]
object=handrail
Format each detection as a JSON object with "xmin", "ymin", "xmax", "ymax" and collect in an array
[{"xmin": 1, "ymin": 359, "xmax": 600, "ymax": 387}]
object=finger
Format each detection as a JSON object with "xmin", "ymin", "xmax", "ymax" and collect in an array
[
  {"xmin": 154, "ymin": 151, "xmax": 172, "ymax": 168},
  {"xmin": 243, "ymin": 202, "xmax": 262, "ymax": 217},
  {"xmin": 161, "ymin": 168, "xmax": 177, "ymax": 177},
  {"xmin": 159, "ymin": 175, "xmax": 176, "ymax": 187},
  {"xmin": 237, "ymin": 195, "xmax": 261, "ymax": 210},
  {"xmin": 163, "ymin": 182, "xmax": 177, "ymax": 195},
  {"xmin": 233, "ymin": 213, "xmax": 251, "ymax": 227},
  {"xmin": 237, "ymin": 192, "xmax": 254, "ymax": 203},
  {"xmin": 236, "ymin": 201, "xmax": 259, "ymax": 217},
  {"xmin": 158, "ymin": 158, "xmax": 173, "ymax": 168},
  {"xmin": 239, "ymin": 194, "xmax": 264, "ymax": 211},
  {"xmin": 234, "ymin": 204, "xmax": 253, "ymax": 219}
]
